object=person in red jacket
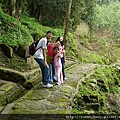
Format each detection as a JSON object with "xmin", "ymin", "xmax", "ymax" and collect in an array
[{"xmin": 47, "ymin": 41, "xmax": 60, "ymax": 83}]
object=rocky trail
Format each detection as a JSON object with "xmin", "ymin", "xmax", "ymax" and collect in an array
[
  {"xmin": 0, "ymin": 58, "xmax": 99, "ymax": 119},
  {"xmin": 0, "ymin": 58, "xmax": 120, "ymax": 120}
]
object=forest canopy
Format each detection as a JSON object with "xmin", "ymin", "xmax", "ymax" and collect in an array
[{"xmin": 0, "ymin": 0, "xmax": 120, "ymax": 46}]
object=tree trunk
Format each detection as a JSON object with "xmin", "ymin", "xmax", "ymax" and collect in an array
[
  {"xmin": 7, "ymin": 0, "xmax": 15, "ymax": 16},
  {"xmin": 30, "ymin": 1, "xmax": 35, "ymax": 17},
  {"xmin": 11, "ymin": 0, "xmax": 16, "ymax": 16},
  {"xmin": 7, "ymin": 0, "xmax": 22, "ymax": 20},
  {"xmin": 89, "ymin": 25, "xmax": 93, "ymax": 41},
  {"xmin": 63, "ymin": 0, "xmax": 72, "ymax": 47},
  {"xmin": 15, "ymin": 0, "xmax": 22, "ymax": 20},
  {"xmin": 63, "ymin": 12, "xmax": 67, "ymax": 30},
  {"xmin": 37, "ymin": 7, "xmax": 42, "ymax": 23}
]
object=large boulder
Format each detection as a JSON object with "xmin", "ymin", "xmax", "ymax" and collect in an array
[
  {"xmin": 0, "ymin": 66, "xmax": 26, "ymax": 84},
  {"xmin": 0, "ymin": 66, "xmax": 41, "ymax": 89},
  {"xmin": 15, "ymin": 45, "xmax": 28, "ymax": 58},
  {"xmin": 0, "ymin": 44, "xmax": 13, "ymax": 58},
  {"xmin": 26, "ymin": 56, "xmax": 39, "ymax": 69}
]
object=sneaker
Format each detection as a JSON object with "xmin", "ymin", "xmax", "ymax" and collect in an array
[
  {"xmin": 64, "ymin": 77, "xmax": 67, "ymax": 80},
  {"xmin": 43, "ymin": 83, "xmax": 53, "ymax": 88},
  {"xmin": 56, "ymin": 82, "xmax": 61, "ymax": 85},
  {"xmin": 49, "ymin": 80, "xmax": 53, "ymax": 83}
]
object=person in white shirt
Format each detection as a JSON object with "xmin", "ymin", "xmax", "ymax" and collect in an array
[{"xmin": 34, "ymin": 31, "xmax": 53, "ymax": 88}]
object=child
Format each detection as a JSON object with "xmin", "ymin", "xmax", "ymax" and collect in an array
[{"xmin": 54, "ymin": 46, "xmax": 63, "ymax": 85}]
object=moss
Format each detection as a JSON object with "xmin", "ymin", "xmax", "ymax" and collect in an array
[
  {"xmin": 72, "ymin": 66, "xmax": 120, "ymax": 114},
  {"xmin": 11, "ymin": 109, "xmax": 43, "ymax": 114},
  {"xmin": 60, "ymin": 86, "xmax": 74, "ymax": 94},
  {"xmin": 46, "ymin": 109, "xmax": 69, "ymax": 114},
  {"xmin": 56, "ymin": 97, "xmax": 68, "ymax": 102},
  {"xmin": 0, "ymin": 9, "xmax": 33, "ymax": 47},
  {"xmin": 69, "ymin": 81, "xmax": 78, "ymax": 88},
  {"xmin": 0, "ymin": 52, "xmax": 29, "ymax": 72},
  {"xmin": 82, "ymin": 51, "xmax": 105, "ymax": 64},
  {"xmin": 24, "ymin": 90, "xmax": 50, "ymax": 100}
]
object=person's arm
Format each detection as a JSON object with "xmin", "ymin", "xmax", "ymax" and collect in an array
[
  {"xmin": 58, "ymin": 51, "xmax": 62, "ymax": 58},
  {"xmin": 43, "ymin": 48, "xmax": 48, "ymax": 67},
  {"xmin": 63, "ymin": 49, "xmax": 66, "ymax": 63},
  {"xmin": 41, "ymin": 38, "xmax": 48, "ymax": 67}
]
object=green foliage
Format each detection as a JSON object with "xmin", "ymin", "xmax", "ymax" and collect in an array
[
  {"xmin": 97, "ymin": 0, "xmax": 120, "ymax": 6},
  {"xmin": 76, "ymin": 24, "xmax": 120, "ymax": 65},
  {"xmin": 94, "ymin": 1, "xmax": 120, "ymax": 39},
  {"xmin": 0, "ymin": 9, "xmax": 69, "ymax": 47},
  {"xmin": 21, "ymin": 16, "xmax": 66, "ymax": 41},
  {"xmin": 21, "ymin": 17, "xmax": 45, "ymax": 38},
  {"xmin": 66, "ymin": 32, "xmax": 78, "ymax": 58},
  {"xmin": 82, "ymin": 51, "xmax": 105, "ymax": 64},
  {"xmin": 27, "ymin": 0, "xmax": 67, "ymax": 27},
  {"xmin": 81, "ymin": 44, "xmax": 120, "ymax": 65},
  {"xmin": 73, "ymin": 66, "xmax": 120, "ymax": 114},
  {"xmin": 0, "ymin": 9, "xmax": 32, "ymax": 46},
  {"xmin": 84, "ymin": 0, "xmax": 98, "ymax": 38},
  {"xmin": 70, "ymin": 0, "xmax": 85, "ymax": 32}
]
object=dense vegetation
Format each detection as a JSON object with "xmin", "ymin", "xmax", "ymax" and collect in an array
[
  {"xmin": 0, "ymin": 0, "xmax": 120, "ymax": 114},
  {"xmin": 94, "ymin": 1, "xmax": 120, "ymax": 41},
  {"xmin": 0, "ymin": 0, "xmax": 120, "ymax": 69},
  {"xmin": 73, "ymin": 66, "xmax": 120, "ymax": 114}
]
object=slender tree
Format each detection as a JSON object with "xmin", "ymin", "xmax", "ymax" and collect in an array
[
  {"xmin": 84, "ymin": 0, "xmax": 97, "ymax": 40},
  {"xmin": 3, "ymin": 0, "xmax": 24, "ymax": 20},
  {"xmin": 63, "ymin": 0, "xmax": 73, "ymax": 46}
]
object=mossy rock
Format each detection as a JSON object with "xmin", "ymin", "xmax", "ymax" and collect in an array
[
  {"xmin": 47, "ymin": 95, "xmax": 68, "ymax": 103},
  {"xmin": 11, "ymin": 109, "xmax": 43, "ymax": 114},
  {"xmin": 23, "ymin": 89, "xmax": 50, "ymax": 100},
  {"xmin": 0, "ymin": 67, "xmax": 26, "ymax": 83},
  {"xmin": 15, "ymin": 45, "xmax": 28, "ymax": 58},
  {"xmin": 0, "ymin": 44, "xmax": 13, "ymax": 58},
  {"xmin": 46, "ymin": 109, "xmax": 69, "ymax": 114},
  {"xmin": 88, "ymin": 103, "xmax": 100, "ymax": 111},
  {"xmin": 0, "ymin": 91, "xmax": 7, "ymax": 105},
  {"xmin": 60, "ymin": 85, "xmax": 74, "ymax": 94}
]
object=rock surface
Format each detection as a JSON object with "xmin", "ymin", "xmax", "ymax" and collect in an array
[{"xmin": 1, "ymin": 60, "xmax": 97, "ymax": 120}]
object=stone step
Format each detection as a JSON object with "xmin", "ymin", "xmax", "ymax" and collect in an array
[
  {"xmin": 0, "ymin": 68, "xmax": 43, "ymax": 108},
  {"xmin": 0, "ymin": 80, "xmax": 26, "ymax": 106}
]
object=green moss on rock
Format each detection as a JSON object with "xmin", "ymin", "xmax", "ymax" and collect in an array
[
  {"xmin": 73, "ymin": 66, "xmax": 120, "ymax": 114},
  {"xmin": 0, "ymin": 44, "xmax": 13, "ymax": 58}
]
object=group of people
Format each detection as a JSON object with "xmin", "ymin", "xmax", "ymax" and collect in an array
[{"xmin": 34, "ymin": 31, "xmax": 67, "ymax": 88}]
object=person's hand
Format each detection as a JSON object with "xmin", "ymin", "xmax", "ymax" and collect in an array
[
  {"xmin": 64, "ymin": 59, "xmax": 66, "ymax": 63},
  {"xmin": 64, "ymin": 57, "xmax": 66, "ymax": 63},
  {"xmin": 62, "ymin": 50, "xmax": 65, "ymax": 54},
  {"xmin": 44, "ymin": 61, "xmax": 48, "ymax": 67}
]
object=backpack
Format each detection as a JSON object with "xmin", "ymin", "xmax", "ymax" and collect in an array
[{"xmin": 25, "ymin": 39, "xmax": 42, "ymax": 58}]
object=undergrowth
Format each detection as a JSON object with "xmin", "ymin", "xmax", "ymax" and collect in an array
[{"xmin": 72, "ymin": 66, "xmax": 120, "ymax": 114}]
